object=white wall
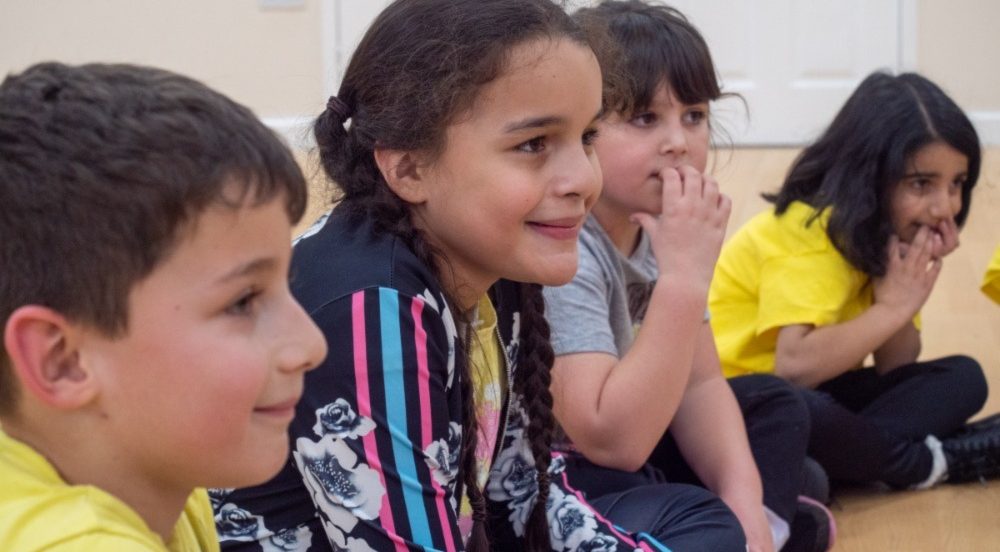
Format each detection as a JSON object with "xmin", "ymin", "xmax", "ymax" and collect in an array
[{"xmin": 3, "ymin": 0, "xmax": 999, "ymax": 146}]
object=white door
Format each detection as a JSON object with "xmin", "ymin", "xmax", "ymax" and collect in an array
[
  {"xmin": 672, "ymin": 0, "xmax": 908, "ymax": 145},
  {"xmin": 326, "ymin": 0, "xmax": 909, "ymax": 146}
]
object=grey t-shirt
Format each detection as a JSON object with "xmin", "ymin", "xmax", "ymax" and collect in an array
[{"xmin": 545, "ymin": 216, "xmax": 658, "ymax": 358}]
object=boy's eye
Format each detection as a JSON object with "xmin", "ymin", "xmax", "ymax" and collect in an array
[
  {"xmin": 630, "ymin": 112, "xmax": 656, "ymax": 127},
  {"xmin": 516, "ymin": 136, "xmax": 546, "ymax": 154},
  {"xmin": 225, "ymin": 289, "xmax": 259, "ymax": 316},
  {"xmin": 582, "ymin": 128, "xmax": 600, "ymax": 146}
]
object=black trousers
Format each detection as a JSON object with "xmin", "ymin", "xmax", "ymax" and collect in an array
[
  {"xmin": 646, "ymin": 374, "xmax": 811, "ymax": 524},
  {"xmin": 798, "ymin": 355, "xmax": 987, "ymax": 487},
  {"xmin": 563, "ymin": 374, "xmax": 810, "ymax": 536},
  {"xmin": 562, "ymin": 457, "xmax": 747, "ymax": 551}
]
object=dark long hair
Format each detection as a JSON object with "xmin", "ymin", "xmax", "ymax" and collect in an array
[
  {"xmin": 765, "ymin": 71, "xmax": 981, "ymax": 276},
  {"xmin": 313, "ymin": 1, "xmax": 611, "ymax": 548}
]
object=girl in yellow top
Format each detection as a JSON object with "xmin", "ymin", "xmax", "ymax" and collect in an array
[
  {"xmin": 710, "ymin": 71, "xmax": 1000, "ymax": 489},
  {"xmin": 983, "ymin": 244, "xmax": 1000, "ymax": 304}
]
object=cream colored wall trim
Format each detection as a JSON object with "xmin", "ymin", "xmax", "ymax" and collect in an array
[{"xmin": 968, "ymin": 112, "xmax": 1000, "ymax": 148}]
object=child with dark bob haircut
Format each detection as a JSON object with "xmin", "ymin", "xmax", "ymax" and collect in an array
[
  {"xmin": 0, "ymin": 62, "xmax": 327, "ymax": 550},
  {"xmin": 711, "ymin": 71, "xmax": 1000, "ymax": 490}
]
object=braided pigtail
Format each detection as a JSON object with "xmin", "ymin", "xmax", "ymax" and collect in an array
[
  {"xmin": 457, "ymin": 326, "xmax": 491, "ymax": 551},
  {"xmin": 514, "ymin": 283, "xmax": 555, "ymax": 551},
  {"xmin": 313, "ymin": 3, "xmax": 610, "ymax": 548}
]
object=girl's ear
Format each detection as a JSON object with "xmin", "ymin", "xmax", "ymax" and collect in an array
[
  {"xmin": 373, "ymin": 148, "xmax": 431, "ymax": 204},
  {"xmin": 4, "ymin": 306, "xmax": 98, "ymax": 409}
]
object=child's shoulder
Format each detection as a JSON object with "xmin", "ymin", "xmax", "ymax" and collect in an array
[
  {"xmin": 740, "ymin": 201, "xmax": 838, "ymax": 258},
  {"xmin": 0, "ymin": 430, "xmax": 215, "ymax": 551},
  {"xmin": 290, "ymin": 207, "xmax": 443, "ymax": 312}
]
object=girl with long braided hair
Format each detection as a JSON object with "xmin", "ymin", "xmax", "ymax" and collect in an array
[{"xmin": 213, "ymin": 0, "xmax": 743, "ymax": 550}]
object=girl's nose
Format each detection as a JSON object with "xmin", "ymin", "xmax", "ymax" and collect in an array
[{"xmin": 659, "ymin": 123, "xmax": 688, "ymax": 158}]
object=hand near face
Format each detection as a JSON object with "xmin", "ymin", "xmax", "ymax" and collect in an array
[
  {"xmin": 631, "ymin": 165, "xmax": 731, "ymax": 289},
  {"xmin": 874, "ymin": 227, "xmax": 941, "ymax": 318},
  {"xmin": 931, "ymin": 217, "xmax": 960, "ymax": 259}
]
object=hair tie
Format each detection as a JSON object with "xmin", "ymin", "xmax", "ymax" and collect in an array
[{"xmin": 326, "ymin": 95, "xmax": 351, "ymax": 123}]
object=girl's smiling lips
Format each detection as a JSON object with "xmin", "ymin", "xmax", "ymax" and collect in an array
[{"xmin": 527, "ymin": 216, "xmax": 585, "ymax": 240}]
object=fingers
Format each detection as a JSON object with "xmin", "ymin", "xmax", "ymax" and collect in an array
[
  {"xmin": 907, "ymin": 225, "xmax": 935, "ymax": 268},
  {"xmin": 936, "ymin": 218, "xmax": 960, "ymax": 257},
  {"xmin": 629, "ymin": 212, "xmax": 657, "ymax": 237}
]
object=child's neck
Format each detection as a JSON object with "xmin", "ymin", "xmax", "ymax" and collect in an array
[
  {"xmin": 591, "ymin": 204, "xmax": 643, "ymax": 257},
  {"xmin": 5, "ymin": 414, "xmax": 189, "ymax": 543}
]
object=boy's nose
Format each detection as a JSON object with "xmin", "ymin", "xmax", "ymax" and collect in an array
[{"xmin": 280, "ymin": 301, "xmax": 328, "ymax": 374}]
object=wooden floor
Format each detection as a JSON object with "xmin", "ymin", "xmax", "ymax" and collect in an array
[{"xmin": 297, "ymin": 148, "xmax": 1000, "ymax": 550}]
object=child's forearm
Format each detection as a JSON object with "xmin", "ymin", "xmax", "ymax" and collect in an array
[
  {"xmin": 557, "ymin": 277, "xmax": 705, "ymax": 470},
  {"xmin": 873, "ymin": 321, "xmax": 921, "ymax": 375},
  {"xmin": 775, "ymin": 303, "xmax": 912, "ymax": 388},
  {"xmin": 672, "ymin": 371, "xmax": 772, "ymax": 551}
]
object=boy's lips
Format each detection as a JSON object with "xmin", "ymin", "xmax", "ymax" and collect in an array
[{"xmin": 254, "ymin": 396, "xmax": 301, "ymax": 419}]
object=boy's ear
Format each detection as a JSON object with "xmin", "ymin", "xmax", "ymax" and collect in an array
[
  {"xmin": 373, "ymin": 148, "xmax": 430, "ymax": 204},
  {"xmin": 4, "ymin": 306, "xmax": 97, "ymax": 409}
]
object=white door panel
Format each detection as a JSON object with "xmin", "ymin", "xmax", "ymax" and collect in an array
[{"xmin": 326, "ymin": 1, "xmax": 907, "ymax": 145}]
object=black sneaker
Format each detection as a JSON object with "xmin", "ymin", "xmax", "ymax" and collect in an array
[
  {"xmin": 800, "ymin": 456, "xmax": 831, "ymax": 505},
  {"xmin": 950, "ymin": 413, "xmax": 1000, "ymax": 439},
  {"xmin": 942, "ymin": 419, "xmax": 1000, "ymax": 484},
  {"xmin": 782, "ymin": 496, "xmax": 835, "ymax": 552}
]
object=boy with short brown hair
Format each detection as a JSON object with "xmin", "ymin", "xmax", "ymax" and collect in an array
[{"xmin": 0, "ymin": 62, "xmax": 327, "ymax": 551}]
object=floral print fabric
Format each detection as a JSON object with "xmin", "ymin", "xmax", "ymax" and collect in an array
[{"xmin": 212, "ymin": 209, "xmax": 662, "ymax": 551}]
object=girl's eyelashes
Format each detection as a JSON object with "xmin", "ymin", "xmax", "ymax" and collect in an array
[
  {"xmin": 225, "ymin": 287, "xmax": 260, "ymax": 317},
  {"xmin": 515, "ymin": 136, "xmax": 546, "ymax": 154},
  {"xmin": 683, "ymin": 108, "xmax": 708, "ymax": 125},
  {"xmin": 630, "ymin": 112, "xmax": 657, "ymax": 127},
  {"xmin": 582, "ymin": 128, "xmax": 600, "ymax": 146}
]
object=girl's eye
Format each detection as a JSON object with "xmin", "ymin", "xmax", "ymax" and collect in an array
[
  {"xmin": 910, "ymin": 178, "xmax": 930, "ymax": 190},
  {"xmin": 225, "ymin": 289, "xmax": 259, "ymax": 317},
  {"xmin": 951, "ymin": 178, "xmax": 965, "ymax": 192},
  {"xmin": 582, "ymin": 128, "xmax": 600, "ymax": 146},
  {"xmin": 630, "ymin": 112, "xmax": 656, "ymax": 127},
  {"xmin": 683, "ymin": 109, "xmax": 708, "ymax": 125},
  {"xmin": 516, "ymin": 136, "xmax": 546, "ymax": 154}
]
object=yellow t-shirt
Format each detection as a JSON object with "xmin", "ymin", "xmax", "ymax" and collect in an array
[
  {"xmin": 457, "ymin": 294, "xmax": 506, "ymax": 538},
  {"xmin": 983, "ymin": 244, "xmax": 1000, "ymax": 305},
  {"xmin": 0, "ymin": 428, "xmax": 219, "ymax": 551},
  {"xmin": 709, "ymin": 201, "xmax": 875, "ymax": 378}
]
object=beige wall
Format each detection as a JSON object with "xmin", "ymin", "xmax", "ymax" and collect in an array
[
  {"xmin": 0, "ymin": 0, "xmax": 325, "ymax": 120},
  {"xmin": 917, "ymin": 0, "xmax": 1000, "ymax": 112},
  {"xmin": 3, "ymin": 1, "xmax": 1000, "ymax": 143}
]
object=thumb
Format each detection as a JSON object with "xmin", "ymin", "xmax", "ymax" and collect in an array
[{"xmin": 629, "ymin": 213, "xmax": 657, "ymax": 237}]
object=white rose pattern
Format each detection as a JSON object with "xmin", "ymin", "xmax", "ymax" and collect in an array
[
  {"xmin": 260, "ymin": 524, "xmax": 314, "ymax": 552},
  {"xmin": 294, "ymin": 436, "xmax": 386, "ymax": 524},
  {"xmin": 312, "ymin": 398, "xmax": 376, "ymax": 440},
  {"xmin": 424, "ymin": 421, "xmax": 462, "ymax": 487},
  {"xmin": 214, "ymin": 502, "xmax": 271, "ymax": 542},
  {"xmin": 322, "ymin": 518, "xmax": 380, "ymax": 552},
  {"xmin": 547, "ymin": 485, "xmax": 600, "ymax": 550}
]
